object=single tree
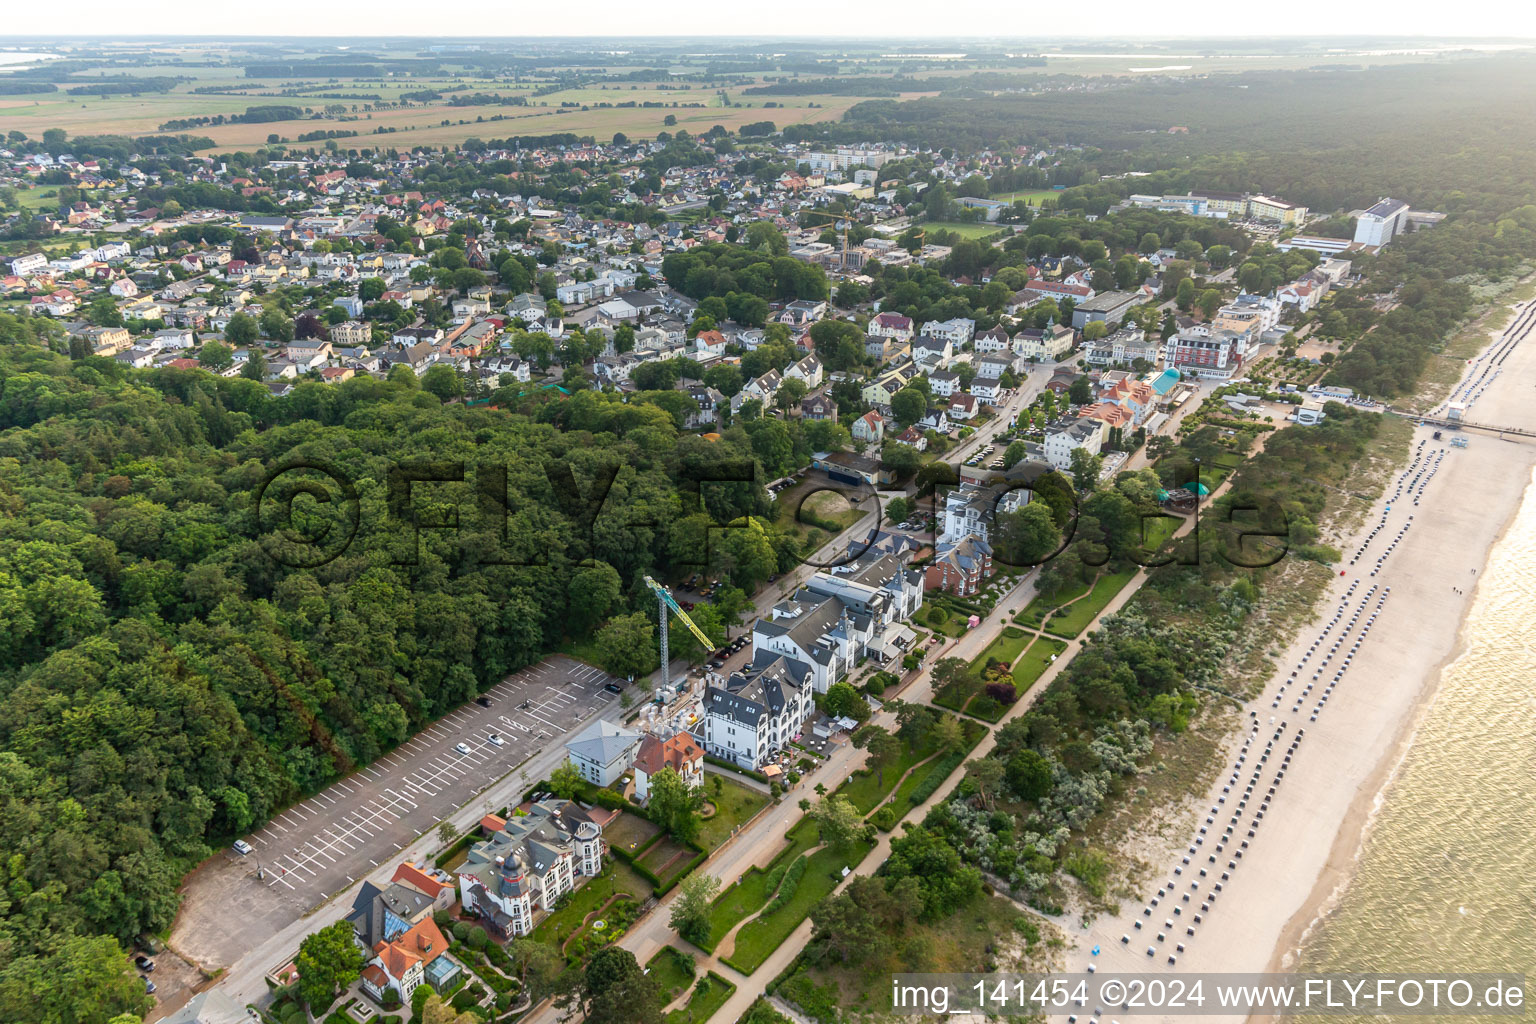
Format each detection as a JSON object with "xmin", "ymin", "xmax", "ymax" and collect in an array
[
  {"xmin": 549, "ymin": 759, "xmax": 584, "ymax": 799},
  {"xmin": 648, "ymin": 766, "xmax": 705, "ymax": 844},
  {"xmin": 295, "ymin": 920, "xmax": 365, "ymax": 1010},
  {"xmin": 668, "ymin": 871, "xmax": 721, "ymax": 946},
  {"xmin": 582, "ymin": 946, "xmax": 664, "ymax": 1024}
]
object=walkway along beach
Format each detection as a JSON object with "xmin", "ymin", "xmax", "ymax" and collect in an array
[{"xmin": 1060, "ymin": 294, "xmax": 1536, "ymax": 1024}]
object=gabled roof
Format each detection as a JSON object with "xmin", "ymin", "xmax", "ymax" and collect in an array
[
  {"xmin": 565, "ymin": 719, "xmax": 640, "ymax": 766},
  {"xmin": 634, "ymin": 732, "xmax": 704, "ymax": 776},
  {"xmin": 392, "ymin": 862, "xmax": 451, "ymax": 899}
]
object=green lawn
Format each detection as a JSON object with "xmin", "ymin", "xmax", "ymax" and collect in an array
[
  {"xmin": 879, "ymin": 720, "xmax": 988, "ymax": 825},
  {"xmin": 696, "ymin": 777, "xmax": 770, "ymax": 852},
  {"xmin": 665, "ymin": 972, "xmax": 737, "ymax": 1024},
  {"xmin": 723, "ymin": 836, "xmax": 875, "ymax": 974},
  {"xmin": 530, "ymin": 859, "xmax": 651, "ymax": 947},
  {"xmin": 833, "ymin": 715, "xmax": 971, "ymax": 815},
  {"xmin": 1138, "ymin": 513, "xmax": 1182, "ymax": 554},
  {"xmin": 1010, "ymin": 636, "xmax": 1069, "ymax": 690},
  {"xmin": 702, "ymin": 820, "xmax": 820, "ymax": 950},
  {"xmin": 1043, "ymin": 570, "xmax": 1137, "ymax": 638},
  {"xmin": 972, "ymin": 627, "xmax": 1032, "ymax": 672},
  {"xmin": 637, "ymin": 834, "xmax": 694, "ymax": 887},
  {"xmin": 604, "ymin": 810, "xmax": 661, "ymax": 856},
  {"xmin": 645, "ymin": 946, "xmax": 696, "ymax": 1005},
  {"xmin": 990, "ymin": 188, "xmax": 1057, "ymax": 206},
  {"xmin": 921, "ymin": 604, "xmax": 968, "ymax": 638},
  {"xmin": 1014, "ymin": 577, "xmax": 1092, "ymax": 629},
  {"xmin": 922, "ymin": 221, "xmax": 1010, "ymax": 240}
]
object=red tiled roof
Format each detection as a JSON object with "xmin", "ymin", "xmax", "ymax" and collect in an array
[{"xmin": 391, "ymin": 863, "xmax": 449, "ymax": 898}]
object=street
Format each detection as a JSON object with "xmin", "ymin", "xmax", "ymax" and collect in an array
[{"xmin": 169, "ymin": 657, "xmax": 624, "ymax": 973}]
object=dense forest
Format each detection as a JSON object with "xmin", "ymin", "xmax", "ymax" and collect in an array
[{"xmin": 0, "ymin": 329, "xmax": 841, "ymax": 1016}]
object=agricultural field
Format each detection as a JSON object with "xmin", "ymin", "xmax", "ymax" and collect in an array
[{"xmin": 0, "ymin": 64, "xmax": 871, "ymax": 151}]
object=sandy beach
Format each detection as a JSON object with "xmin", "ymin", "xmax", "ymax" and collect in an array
[{"xmin": 1056, "ymin": 294, "xmax": 1536, "ymax": 1023}]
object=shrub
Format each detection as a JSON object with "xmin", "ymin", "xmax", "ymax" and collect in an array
[
  {"xmin": 763, "ymin": 855, "xmax": 807, "ymax": 915},
  {"xmin": 984, "ymin": 680, "xmax": 1018, "ymax": 704},
  {"xmin": 928, "ymin": 606, "xmax": 948, "ymax": 625}
]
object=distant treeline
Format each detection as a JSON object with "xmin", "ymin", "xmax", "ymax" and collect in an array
[
  {"xmin": 243, "ymin": 59, "xmax": 441, "ymax": 78},
  {"xmin": 159, "ymin": 105, "xmax": 306, "ymax": 132},
  {"xmin": 447, "ymin": 93, "xmax": 529, "ymax": 107},
  {"xmin": 0, "ymin": 81, "xmax": 57, "ymax": 95},
  {"xmin": 295, "ymin": 128, "xmax": 359, "ymax": 143},
  {"xmin": 237, "ymin": 104, "xmax": 306, "ymax": 123},
  {"xmin": 65, "ymin": 76, "xmax": 180, "ymax": 96},
  {"xmin": 744, "ymin": 76, "xmax": 905, "ymax": 97}
]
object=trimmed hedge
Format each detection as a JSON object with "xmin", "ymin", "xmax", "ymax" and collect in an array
[
  {"xmin": 704, "ymin": 755, "xmax": 769, "ymax": 784},
  {"xmin": 433, "ymin": 828, "xmax": 479, "ymax": 869},
  {"xmin": 907, "ymin": 751, "xmax": 967, "ymax": 805},
  {"xmin": 761, "ymin": 855, "xmax": 807, "ymax": 915}
]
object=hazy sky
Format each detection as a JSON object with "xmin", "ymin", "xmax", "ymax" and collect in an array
[{"xmin": 3, "ymin": 1, "xmax": 1536, "ymax": 40}]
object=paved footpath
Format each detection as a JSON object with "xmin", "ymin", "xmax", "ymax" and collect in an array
[{"xmin": 693, "ymin": 473, "xmax": 1246, "ymax": 1024}]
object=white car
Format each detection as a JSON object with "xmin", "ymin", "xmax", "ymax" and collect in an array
[
  {"xmin": 487, "ymin": 732, "xmax": 505, "ymax": 746},
  {"xmin": 232, "ymin": 840, "xmax": 253, "ymax": 855},
  {"xmin": 454, "ymin": 742, "xmax": 471, "ymax": 755}
]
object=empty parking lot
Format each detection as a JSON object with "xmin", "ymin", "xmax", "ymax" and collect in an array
[{"xmin": 170, "ymin": 656, "xmax": 622, "ymax": 969}]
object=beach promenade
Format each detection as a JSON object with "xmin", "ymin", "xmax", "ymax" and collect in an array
[{"xmin": 1056, "ymin": 296, "xmax": 1536, "ymax": 1023}]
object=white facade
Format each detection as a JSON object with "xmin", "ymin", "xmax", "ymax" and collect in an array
[{"xmin": 1044, "ymin": 417, "xmax": 1105, "ymax": 471}]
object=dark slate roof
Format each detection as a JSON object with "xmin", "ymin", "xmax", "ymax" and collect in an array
[{"xmin": 706, "ymin": 654, "xmax": 808, "ymax": 727}]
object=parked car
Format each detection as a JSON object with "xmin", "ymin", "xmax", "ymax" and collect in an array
[
  {"xmin": 144, "ymin": 979, "xmax": 156, "ymax": 995},
  {"xmin": 134, "ymin": 956, "xmax": 155, "ymax": 972},
  {"xmin": 604, "ymin": 682, "xmax": 624, "ymax": 695},
  {"xmin": 232, "ymin": 840, "xmax": 253, "ymax": 855},
  {"xmin": 475, "ymin": 696, "xmax": 492, "ymax": 707},
  {"xmin": 486, "ymin": 732, "xmax": 505, "ymax": 746},
  {"xmin": 454, "ymin": 742, "xmax": 471, "ymax": 755}
]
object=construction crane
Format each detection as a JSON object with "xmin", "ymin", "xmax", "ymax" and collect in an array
[
  {"xmin": 800, "ymin": 208, "xmax": 853, "ymax": 272},
  {"xmin": 643, "ymin": 575, "xmax": 717, "ymax": 694}
]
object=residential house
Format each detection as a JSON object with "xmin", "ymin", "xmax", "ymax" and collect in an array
[
  {"xmin": 800, "ymin": 389, "xmax": 838, "ymax": 421},
  {"xmin": 632, "ymin": 731, "xmax": 705, "ymax": 803},
  {"xmin": 973, "ymin": 326, "xmax": 1011, "ymax": 355},
  {"xmin": 359, "ymin": 916, "xmax": 453, "ymax": 1004},
  {"xmin": 1044, "ymin": 417, "xmax": 1106, "ymax": 471},
  {"xmin": 928, "ymin": 369, "xmax": 961, "ymax": 398},
  {"xmin": 1014, "ymin": 322, "xmax": 1075, "ymax": 362},
  {"xmin": 331, "ymin": 320, "xmax": 372, "ymax": 346},
  {"xmin": 852, "ymin": 410, "xmax": 885, "ymax": 444},
  {"xmin": 456, "ymin": 800, "xmax": 606, "ymax": 938},
  {"xmin": 785, "ymin": 353, "xmax": 824, "ymax": 388},
  {"xmin": 563, "ymin": 720, "xmax": 641, "ymax": 786},
  {"xmin": 862, "ymin": 367, "xmax": 914, "ymax": 407},
  {"xmin": 697, "ymin": 655, "xmax": 813, "ymax": 770},
  {"xmin": 970, "ymin": 378, "xmax": 1003, "ymax": 403},
  {"xmin": 693, "ymin": 329, "xmax": 728, "ymax": 359},
  {"xmin": 867, "ymin": 311, "xmax": 914, "ymax": 341},
  {"xmin": 975, "ymin": 354, "xmax": 1014, "ymax": 379},
  {"xmin": 947, "ymin": 392, "xmax": 980, "ymax": 421},
  {"xmin": 927, "ymin": 536, "xmax": 994, "ymax": 597},
  {"xmin": 919, "ymin": 317, "xmax": 975, "ymax": 348},
  {"xmin": 919, "ymin": 410, "xmax": 951, "ymax": 435},
  {"xmin": 732, "ymin": 369, "xmax": 782, "ymax": 413},
  {"xmin": 683, "ymin": 384, "xmax": 725, "ymax": 429}
]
